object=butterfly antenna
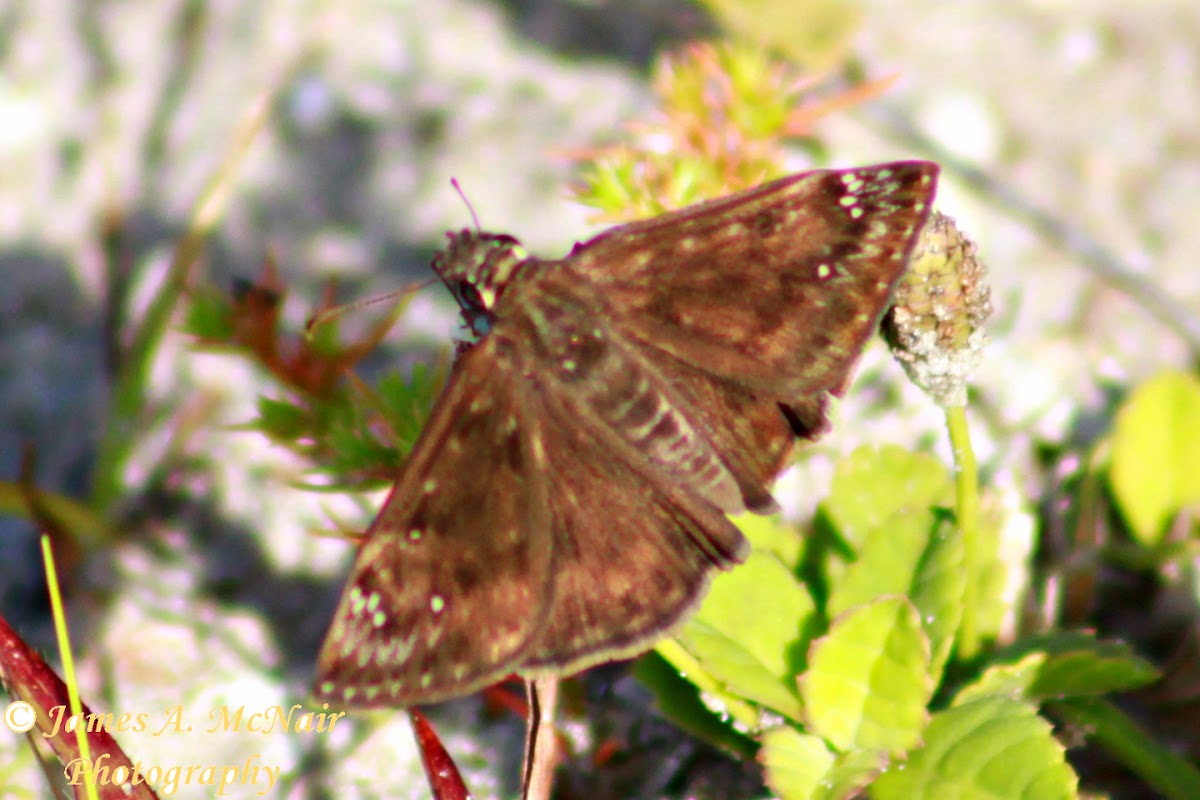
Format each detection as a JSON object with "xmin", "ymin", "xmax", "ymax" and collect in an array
[
  {"xmin": 450, "ymin": 178, "xmax": 482, "ymax": 233},
  {"xmin": 305, "ymin": 279, "xmax": 435, "ymax": 338}
]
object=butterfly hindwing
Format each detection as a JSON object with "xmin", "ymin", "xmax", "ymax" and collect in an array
[
  {"xmin": 634, "ymin": 346, "xmax": 803, "ymax": 511},
  {"xmin": 501, "ymin": 272, "xmax": 754, "ymax": 515},
  {"xmin": 516, "ymin": 367, "xmax": 749, "ymax": 673}
]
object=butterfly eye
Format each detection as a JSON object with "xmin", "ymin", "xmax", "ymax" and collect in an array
[{"xmin": 457, "ymin": 281, "xmax": 487, "ymax": 313}]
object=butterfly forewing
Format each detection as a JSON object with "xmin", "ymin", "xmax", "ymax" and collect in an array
[
  {"xmin": 570, "ymin": 162, "xmax": 938, "ymax": 399},
  {"xmin": 314, "ymin": 337, "xmax": 554, "ymax": 707}
]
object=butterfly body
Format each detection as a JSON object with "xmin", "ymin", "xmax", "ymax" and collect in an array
[{"xmin": 316, "ymin": 161, "xmax": 939, "ymax": 707}]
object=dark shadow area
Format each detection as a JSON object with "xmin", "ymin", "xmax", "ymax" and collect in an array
[{"xmin": 496, "ymin": 0, "xmax": 715, "ymax": 68}]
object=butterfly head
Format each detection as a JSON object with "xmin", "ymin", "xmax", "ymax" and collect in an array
[{"xmin": 433, "ymin": 230, "xmax": 529, "ymax": 337}]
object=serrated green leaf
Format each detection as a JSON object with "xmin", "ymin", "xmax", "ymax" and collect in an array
[
  {"xmin": 760, "ymin": 727, "xmax": 836, "ymax": 800},
  {"xmin": 1109, "ymin": 370, "xmax": 1200, "ymax": 546},
  {"xmin": 827, "ymin": 510, "xmax": 935, "ymax": 618},
  {"xmin": 672, "ymin": 620, "xmax": 803, "ymax": 720},
  {"xmin": 953, "ymin": 652, "xmax": 1048, "ymax": 707},
  {"xmin": 761, "ymin": 727, "xmax": 888, "ymax": 800},
  {"xmin": 1029, "ymin": 644, "xmax": 1159, "ymax": 699},
  {"xmin": 959, "ymin": 633, "xmax": 1160, "ymax": 705},
  {"xmin": 802, "ymin": 597, "xmax": 930, "ymax": 754},
  {"xmin": 694, "ymin": 549, "xmax": 815, "ymax": 675},
  {"xmin": 871, "ymin": 697, "xmax": 1078, "ymax": 800},
  {"xmin": 676, "ymin": 550, "xmax": 812, "ymax": 721},
  {"xmin": 822, "ymin": 445, "xmax": 953, "ymax": 551},
  {"xmin": 325, "ymin": 417, "xmax": 397, "ymax": 474},
  {"xmin": 821, "ymin": 749, "xmax": 889, "ymax": 800},
  {"xmin": 821, "ymin": 447, "xmax": 967, "ymax": 683}
]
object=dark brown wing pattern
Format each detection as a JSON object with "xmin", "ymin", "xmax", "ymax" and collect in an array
[
  {"xmin": 314, "ymin": 318, "xmax": 750, "ymax": 706},
  {"xmin": 316, "ymin": 161, "xmax": 940, "ymax": 708},
  {"xmin": 314, "ymin": 337, "xmax": 554, "ymax": 706},
  {"xmin": 522, "ymin": 391, "xmax": 748, "ymax": 673},
  {"xmin": 569, "ymin": 162, "xmax": 939, "ymax": 400}
]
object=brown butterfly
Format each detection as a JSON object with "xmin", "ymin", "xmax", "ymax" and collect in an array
[{"xmin": 314, "ymin": 161, "xmax": 939, "ymax": 707}]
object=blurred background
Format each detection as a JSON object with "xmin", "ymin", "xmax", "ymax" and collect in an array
[{"xmin": 1, "ymin": 1, "xmax": 1197, "ymax": 797}]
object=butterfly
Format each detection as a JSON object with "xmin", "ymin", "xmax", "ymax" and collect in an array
[{"xmin": 314, "ymin": 161, "xmax": 939, "ymax": 707}]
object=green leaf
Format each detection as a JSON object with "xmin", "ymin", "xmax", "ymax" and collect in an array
[
  {"xmin": 820, "ymin": 446, "xmax": 965, "ymax": 683},
  {"xmin": 910, "ymin": 516, "xmax": 966, "ymax": 680},
  {"xmin": 376, "ymin": 362, "xmax": 444, "ymax": 452},
  {"xmin": 654, "ymin": 638, "xmax": 762, "ymax": 732},
  {"xmin": 822, "ymin": 748, "xmax": 891, "ymax": 800},
  {"xmin": 182, "ymin": 283, "xmax": 235, "ymax": 339},
  {"xmin": 871, "ymin": 697, "xmax": 1078, "ymax": 800},
  {"xmin": 736, "ymin": 511, "xmax": 805, "ymax": 570},
  {"xmin": 632, "ymin": 652, "xmax": 759, "ymax": 759},
  {"xmin": 323, "ymin": 398, "xmax": 398, "ymax": 475},
  {"xmin": 693, "ymin": 550, "xmax": 815, "ymax": 679},
  {"xmin": 674, "ymin": 550, "xmax": 814, "ymax": 721},
  {"xmin": 953, "ymin": 652, "xmax": 1049, "ymax": 707},
  {"xmin": 760, "ymin": 727, "xmax": 836, "ymax": 800},
  {"xmin": 1025, "ymin": 637, "xmax": 1160, "ymax": 699},
  {"xmin": 827, "ymin": 509, "xmax": 935, "ymax": 619},
  {"xmin": 673, "ymin": 620, "xmax": 803, "ymax": 722},
  {"xmin": 761, "ymin": 727, "xmax": 886, "ymax": 800},
  {"xmin": 802, "ymin": 596, "xmax": 930, "ymax": 754},
  {"xmin": 1109, "ymin": 370, "xmax": 1200, "ymax": 546},
  {"xmin": 958, "ymin": 633, "xmax": 1160, "ymax": 705},
  {"xmin": 822, "ymin": 445, "xmax": 953, "ymax": 552},
  {"xmin": 256, "ymin": 395, "xmax": 309, "ymax": 440}
]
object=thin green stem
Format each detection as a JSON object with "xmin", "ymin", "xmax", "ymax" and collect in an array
[
  {"xmin": 43, "ymin": 536, "xmax": 100, "ymax": 800},
  {"xmin": 946, "ymin": 405, "xmax": 980, "ymax": 658}
]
